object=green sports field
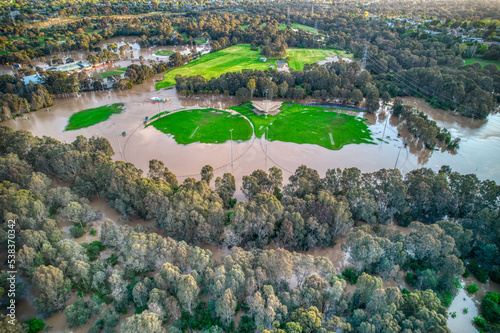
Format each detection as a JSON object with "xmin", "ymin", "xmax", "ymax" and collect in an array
[
  {"xmin": 287, "ymin": 49, "xmax": 338, "ymax": 70},
  {"xmin": 93, "ymin": 67, "xmax": 126, "ymax": 80},
  {"xmin": 155, "ymin": 45, "xmax": 276, "ymax": 89},
  {"xmin": 65, "ymin": 103, "xmax": 125, "ymax": 131},
  {"xmin": 155, "ymin": 44, "xmax": 355, "ymax": 89},
  {"xmin": 279, "ymin": 23, "xmax": 318, "ymax": 34},
  {"xmin": 147, "ymin": 109, "xmax": 253, "ymax": 144},
  {"xmin": 155, "ymin": 50, "xmax": 174, "ymax": 56},
  {"xmin": 464, "ymin": 58, "xmax": 500, "ymax": 70},
  {"xmin": 148, "ymin": 103, "xmax": 373, "ymax": 150}
]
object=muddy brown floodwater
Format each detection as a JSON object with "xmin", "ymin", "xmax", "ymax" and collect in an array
[{"xmin": 5, "ymin": 77, "xmax": 500, "ymax": 201}]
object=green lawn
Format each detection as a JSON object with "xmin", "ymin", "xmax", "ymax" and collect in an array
[
  {"xmin": 464, "ymin": 58, "xmax": 500, "ymax": 70},
  {"xmin": 155, "ymin": 44, "xmax": 277, "ymax": 89},
  {"xmin": 287, "ymin": 49, "xmax": 342, "ymax": 70},
  {"xmin": 65, "ymin": 103, "xmax": 125, "ymax": 131},
  {"xmin": 233, "ymin": 102, "xmax": 373, "ymax": 150},
  {"xmin": 149, "ymin": 103, "xmax": 373, "ymax": 150},
  {"xmin": 94, "ymin": 68, "xmax": 127, "ymax": 80},
  {"xmin": 279, "ymin": 23, "xmax": 318, "ymax": 34},
  {"xmin": 147, "ymin": 109, "xmax": 253, "ymax": 144},
  {"xmin": 155, "ymin": 50, "xmax": 174, "ymax": 56}
]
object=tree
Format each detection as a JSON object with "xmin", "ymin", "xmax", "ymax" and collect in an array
[
  {"xmin": 215, "ymin": 289, "xmax": 237, "ymax": 327},
  {"xmin": 32, "ymin": 265, "xmax": 71, "ymax": 314},
  {"xmin": 200, "ymin": 165, "xmax": 214, "ymax": 183},
  {"xmin": 120, "ymin": 311, "xmax": 166, "ymax": 333},
  {"xmin": 177, "ymin": 275, "xmax": 199, "ymax": 314},
  {"xmin": 247, "ymin": 79, "xmax": 256, "ymax": 98},
  {"xmin": 215, "ymin": 173, "xmax": 235, "ymax": 207},
  {"xmin": 64, "ymin": 299, "xmax": 91, "ymax": 327},
  {"xmin": 289, "ymin": 306, "xmax": 323, "ymax": 333}
]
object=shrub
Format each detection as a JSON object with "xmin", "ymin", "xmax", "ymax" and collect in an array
[
  {"xmin": 69, "ymin": 224, "xmax": 85, "ymax": 238},
  {"xmin": 467, "ymin": 260, "xmax": 489, "ymax": 283},
  {"xmin": 24, "ymin": 318, "xmax": 45, "ymax": 333},
  {"xmin": 342, "ymin": 268, "xmax": 361, "ymax": 284},
  {"xmin": 466, "ymin": 284, "xmax": 479, "ymax": 294},
  {"xmin": 89, "ymin": 229, "xmax": 97, "ymax": 236}
]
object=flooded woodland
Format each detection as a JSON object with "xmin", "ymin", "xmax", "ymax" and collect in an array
[{"xmin": 3, "ymin": 38, "xmax": 500, "ymax": 333}]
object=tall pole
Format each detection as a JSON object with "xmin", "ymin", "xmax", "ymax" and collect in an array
[
  {"xmin": 382, "ymin": 107, "xmax": 389, "ymax": 139},
  {"xmin": 361, "ymin": 46, "xmax": 368, "ymax": 71},
  {"xmin": 230, "ymin": 129, "xmax": 233, "ymax": 167},
  {"xmin": 394, "ymin": 146, "xmax": 402, "ymax": 169},
  {"xmin": 265, "ymin": 127, "xmax": 269, "ymax": 161},
  {"xmin": 113, "ymin": 122, "xmax": 123, "ymax": 160}
]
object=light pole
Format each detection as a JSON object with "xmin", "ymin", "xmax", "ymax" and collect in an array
[
  {"xmin": 230, "ymin": 129, "xmax": 233, "ymax": 167},
  {"xmin": 394, "ymin": 145, "xmax": 403, "ymax": 169},
  {"xmin": 113, "ymin": 122, "xmax": 123, "ymax": 160}
]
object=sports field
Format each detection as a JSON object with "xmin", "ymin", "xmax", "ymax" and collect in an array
[
  {"xmin": 65, "ymin": 103, "xmax": 125, "ymax": 131},
  {"xmin": 155, "ymin": 44, "xmax": 277, "ymax": 89},
  {"xmin": 147, "ymin": 109, "xmax": 253, "ymax": 144},
  {"xmin": 93, "ymin": 68, "xmax": 126, "ymax": 79},
  {"xmin": 155, "ymin": 50, "xmax": 174, "ymax": 56},
  {"xmin": 279, "ymin": 23, "xmax": 318, "ymax": 34},
  {"xmin": 464, "ymin": 58, "xmax": 500, "ymax": 70},
  {"xmin": 287, "ymin": 49, "xmax": 343, "ymax": 70},
  {"xmin": 148, "ymin": 103, "xmax": 373, "ymax": 150}
]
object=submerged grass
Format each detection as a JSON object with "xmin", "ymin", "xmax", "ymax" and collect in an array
[
  {"xmin": 232, "ymin": 102, "xmax": 373, "ymax": 150},
  {"xmin": 148, "ymin": 103, "xmax": 373, "ymax": 150},
  {"xmin": 147, "ymin": 109, "xmax": 253, "ymax": 144},
  {"xmin": 65, "ymin": 103, "xmax": 125, "ymax": 131}
]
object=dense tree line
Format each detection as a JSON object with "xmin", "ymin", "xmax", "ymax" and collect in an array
[
  {"xmin": 392, "ymin": 98, "xmax": 460, "ymax": 150},
  {"xmin": 175, "ymin": 61, "xmax": 381, "ymax": 112}
]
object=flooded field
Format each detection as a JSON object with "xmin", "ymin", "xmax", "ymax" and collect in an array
[{"xmin": 447, "ymin": 276, "xmax": 500, "ymax": 333}]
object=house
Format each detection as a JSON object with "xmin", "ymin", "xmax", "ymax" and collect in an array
[{"xmin": 259, "ymin": 57, "xmax": 267, "ymax": 62}]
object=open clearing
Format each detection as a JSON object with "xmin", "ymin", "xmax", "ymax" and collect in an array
[
  {"xmin": 279, "ymin": 23, "xmax": 318, "ymax": 34},
  {"xmin": 65, "ymin": 103, "xmax": 125, "ymax": 131},
  {"xmin": 287, "ymin": 48, "xmax": 352, "ymax": 70},
  {"xmin": 93, "ymin": 67, "xmax": 127, "ymax": 79},
  {"xmin": 464, "ymin": 58, "xmax": 500, "ymax": 70},
  {"xmin": 155, "ymin": 44, "xmax": 277, "ymax": 89},
  {"xmin": 148, "ymin": 103, "xmax": 373, "ymax": 150},
  {"xmin": 155, "ymin": 50, "xmax": 174, "ymax": 57},
  {"xmin": 147, "ymin": 109, "xmax": 253, "ymax": 144},
  {"xmin": 156, "ymin": 44, "xmax": 354, "ymax": 89}
]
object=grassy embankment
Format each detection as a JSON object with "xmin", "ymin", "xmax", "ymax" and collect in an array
[
  {"xmin": 65, "ymin": 103, "xmax": 125, "ymax": 131},
  {"xmin": 148, "ymin": 103, "xmax": 373, "ymax": 150},
  {"xmin": 155, "ymin": 44, "xmax": 277, "ymax": 89},
  {"xmin": 147, "ymin": 109, "xmax": 253, "ymax": 144},
  {"xmin": 93, "ymin": 68, "xmax": 127, "ymax": 80},
  {"xmin": 464, "ymin": 59, "xmax": 500, "ymax": 69}
]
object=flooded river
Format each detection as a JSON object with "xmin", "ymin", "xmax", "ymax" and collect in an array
[{"xmin": 4, "ymin": 75, "xmax": 500, "ymax": 204}]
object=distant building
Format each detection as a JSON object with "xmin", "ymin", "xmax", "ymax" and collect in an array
[
  {"xmin": 47, "ymin": 61, "xmax": 92, "ymax": 74},
  {"xmin": 259, "ymin": 57, "xmax": 267, "ymax": 62},
  {"xmin": 22, "ymin": 74, "xmax": 44, "ymax": 85}
]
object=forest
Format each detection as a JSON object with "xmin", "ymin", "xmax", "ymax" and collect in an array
[{"xmin": 0, "ymin": 127, "xmax": 499, "ymax": 332}]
